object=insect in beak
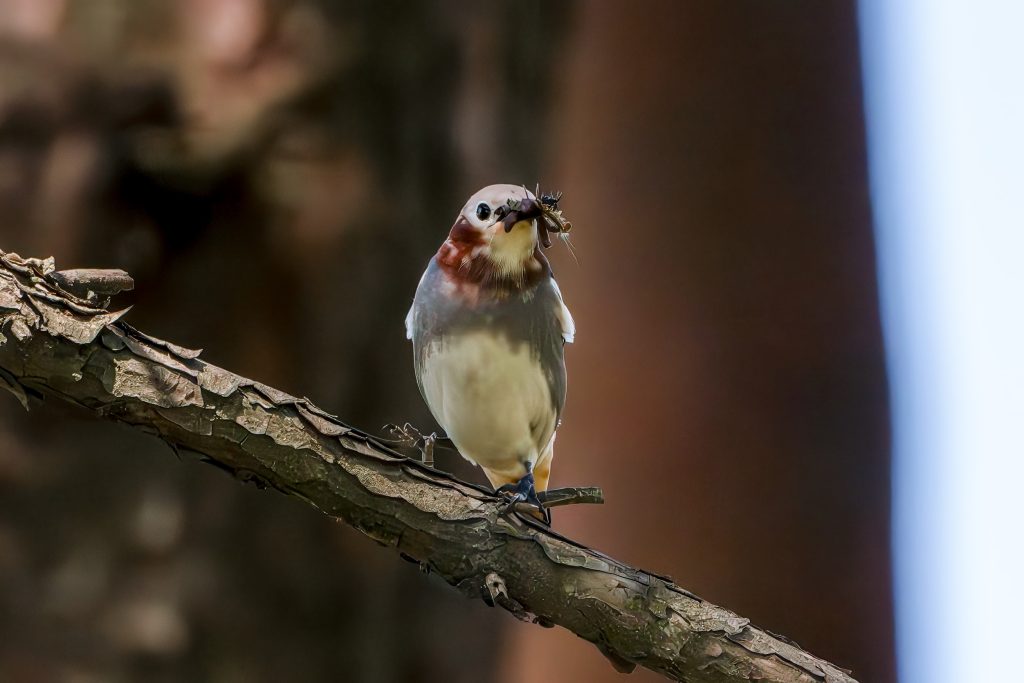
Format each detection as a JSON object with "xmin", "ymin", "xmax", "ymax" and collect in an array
[
  {"xmin": 536, "ymin": 190, "xmax": 572, "ymax": 249},
  {"xmin": 497, "ymin": 190, "xmax": 573, "ymax": 249}
]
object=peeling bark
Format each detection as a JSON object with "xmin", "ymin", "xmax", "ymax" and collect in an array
[{"xmin": 0, "ymin": 249, "xmax": 857, "ymax": 683}]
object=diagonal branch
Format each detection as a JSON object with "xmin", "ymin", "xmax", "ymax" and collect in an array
[{"xmin": 0, "ymin": 249, "xmax": 856, "ymax": 683}]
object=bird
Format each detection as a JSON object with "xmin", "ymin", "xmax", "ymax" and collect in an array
[{"xmin": 405, "ymin": 184, "xmax": 575, "ymax": 523}]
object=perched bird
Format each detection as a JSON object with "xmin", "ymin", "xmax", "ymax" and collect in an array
[{"xmin": 406, "ymin": 184, "xmax": 575, "ymax": 521}]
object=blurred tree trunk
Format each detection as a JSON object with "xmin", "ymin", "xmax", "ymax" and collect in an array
[
  {"xmin": 0, "ymin": 2, "xmax": 894, "ymax": 683},
  {"xmin": 510, "ymin": 2, "xmax": 895, "ymax": 683},
  {"xmin": 0, "ymin": 2, "xmax": 569, "ymax": 681}
]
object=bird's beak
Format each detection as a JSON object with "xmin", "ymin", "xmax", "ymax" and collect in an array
[{"xmin": 501, "ymin": 198, "xmax": 544, "ymax": 233}]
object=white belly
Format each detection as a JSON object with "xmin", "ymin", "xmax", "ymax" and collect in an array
[{"xmin": 420, "ymin": 330, "xmax": 556, "ymax": 477}]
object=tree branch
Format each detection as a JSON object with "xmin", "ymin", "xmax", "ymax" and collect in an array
[{"xmin": 0, "ymin": 249, "xmax": 856, "ymax": 683}]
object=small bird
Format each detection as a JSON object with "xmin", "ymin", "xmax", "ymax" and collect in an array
[{"xmin": 406, "ymin": 184, "xmax": 575, "ymax": 522}]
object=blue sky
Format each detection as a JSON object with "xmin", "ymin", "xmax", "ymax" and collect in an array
[{"xmin": 859, "ymin": 2, "xmax": 1024, "ymax": 681}]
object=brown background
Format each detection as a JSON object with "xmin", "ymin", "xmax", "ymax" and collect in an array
[{"xmin": 0, "ymin": 1, "xmax": 893, "ymax": 682}]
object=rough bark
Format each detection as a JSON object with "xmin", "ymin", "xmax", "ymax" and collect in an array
[{"xmin": 0, "ymin": 249, "xmax": 856, "ymax": 683}]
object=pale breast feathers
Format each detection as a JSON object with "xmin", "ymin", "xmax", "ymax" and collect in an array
[{"xmin": 405, "ymin": 266, "xmax": 577, "ymax": 454}]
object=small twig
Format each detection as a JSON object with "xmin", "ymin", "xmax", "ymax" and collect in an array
[
  {"xmin": 421, "ymin": 432, "xmax": 435, "ymax": 468},
  {"xmin": 537, "ymin": 486, "xmax": 604, "ymax": 507},
  {"xmin": 381, "ymin": 423, "xmax": 457, "ymax": 467},
  {"xmin": 511, "ymin": 487, "xmax": 603, "ymax": 521}
]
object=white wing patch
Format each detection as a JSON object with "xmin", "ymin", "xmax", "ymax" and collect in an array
[
  {"xmin": 406, "ymin": 269, "xmax": 429, "ymax": 340},
  {"xmin": 549, "ymin": 278, "xmax": 575, "ymax": 343}
]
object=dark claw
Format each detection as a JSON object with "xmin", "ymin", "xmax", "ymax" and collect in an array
[{"xmin": 497, "ymin": 466, "xmax": 551, "ymax": 525}]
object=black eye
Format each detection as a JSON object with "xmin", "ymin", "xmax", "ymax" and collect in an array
[{"xmin": 475, "ymin": 203, "xmax": 492, "ymax": 221}]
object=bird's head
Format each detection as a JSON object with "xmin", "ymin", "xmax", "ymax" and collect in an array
[{"xmin": 437, "ymin": 184, "xmax": 551, "ymax": 287}]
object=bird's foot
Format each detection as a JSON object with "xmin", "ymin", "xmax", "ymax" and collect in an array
[{"xmin": 497, "ymin": 466, "xmax": 551, "ymax": 525}]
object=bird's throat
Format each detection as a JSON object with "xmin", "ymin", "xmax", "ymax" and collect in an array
[
  {"xmin": 436, "ymin": 240, "xmax": 549, "ymax": 295},
  {"xmin": 486, "ymin": 220, "xmax": 537, "ymax": 281}
]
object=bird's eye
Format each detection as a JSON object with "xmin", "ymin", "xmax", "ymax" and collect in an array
[{"xmin": 475, "ymin": 203, "xmax": 492, "ymax": 221}]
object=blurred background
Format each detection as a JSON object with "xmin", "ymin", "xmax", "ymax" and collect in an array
[{"xmin": 0, "ymin": 1, "xmax": 902, "ymax": 682}]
